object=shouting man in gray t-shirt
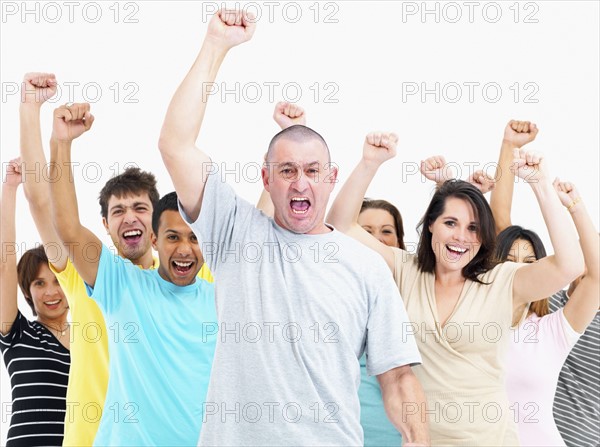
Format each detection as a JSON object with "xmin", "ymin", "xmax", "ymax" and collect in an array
[{"xmin": 158, "ymin": 9, "xmax": 429, "ymax": 447}]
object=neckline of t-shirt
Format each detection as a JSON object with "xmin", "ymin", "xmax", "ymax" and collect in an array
[
  {"xmin": 272, "ymin": 221, "xmax": 340, "ymax": 240},
  {"xmin": 32, "ymin": 320, "xmax": 71, "ymax": 352},
  {"xmin": 151, "ymin": 268, "xmax": 203, "ymax": 294}
]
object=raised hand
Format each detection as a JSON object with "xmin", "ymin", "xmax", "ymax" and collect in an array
[
  {"xmin": 4, "ymin": 157, "xmax": 23, "ymax": 188},
  {"xmin": 420, "ymin": 155, "xmax": 454, "ymax": 185},
  {"xmin": 21, "ymin": 72, "xmax": 57, "ymax": 106},
  {"xmin": 362, "ymin": 132, "xmax": 398, "ymax": 167},
  {"xmin": 503, "ymin": 120, "xmax": 538, "ymax": 149},
  {"xmin": 51, "ymin": 103, "xmax": 95, "ymax": 143},
  {"xmin": 553, "ymin": 178, "xmax": 582, "ymax": 211},
  {"xmin": 511, "ymin": 148, "xmax": 547, "ymax": 184},
  {"xmin": 467, "ymin": 169, "xmax": 496, "ymax": 194},
  {"xmin": 273, "ymin": 101, "xmax": 306, "ymax": 130},
  {"xmin": 205, "ymin": 9, "xmax": 256, "ymax": 51}
]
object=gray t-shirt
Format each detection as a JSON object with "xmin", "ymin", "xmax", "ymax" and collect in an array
[{"xmin": 183, "ymin": 172, "xmax": 421, "ymax": 446}]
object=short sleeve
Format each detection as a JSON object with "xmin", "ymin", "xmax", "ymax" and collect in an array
[
  {"xmin": 365, "ymin": 271, "xmax": 422, "ymax": 376},
  {"xmin": 84, "ymin": 245, "xmax": 130, "ymax": 315},
  {"xmin": 179, "ymin": 171, "xmax": 264, "ymax": 272},
  {"xmin": 391, "ymin": 248, "xmax": 420, "ymax": 299},
  {"xmin": 0, "ymin": 311, "xmax": 28, "ymax": 350},
  {"xmin": 49, "ymin": 258, "xmax": 87, "ymax": 312}
]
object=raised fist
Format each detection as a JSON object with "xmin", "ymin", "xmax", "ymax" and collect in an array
[
  {"xmin": 205, "ymin": 9, "xmax": 256, "ymax": 50},
  {"xmin": 503, "ymin": 120, "xmax": 538, "ymax": 149},
  {"xmin": 362, "ymin": 132, "xmax": 398, "ymax": 166},
  {"xmin": 51, "ymin": 103, "xmax": 95, "ymax": 143},
  {"xmin": 273, "ymin": 101, "xmax": 306, "ymax": 130},
  {"xmin": 4, "ymin": 157, "xmax": 22, "ymax": 187},
  {"xmin": 21, "ymin": 72, "xmax": 57, "ymax": 105},
  {"xmin": 553, "ymin": 178, "xmax": 581, "ymax": 210},
  {"xmin": 510, "ymin": 148, "xmax": 547, "ymax": 184},
  {"xmin": 466, "ymin": 170, "xmax": 496, "ymax": 194},
  {"xmin": 420, "ymin": 155, "xmax": 454, "ymax": 185}
]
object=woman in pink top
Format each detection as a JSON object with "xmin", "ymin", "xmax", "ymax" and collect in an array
[{"xmin": 490, "ymin": 121, "xmax": 599, "ymax": 446}]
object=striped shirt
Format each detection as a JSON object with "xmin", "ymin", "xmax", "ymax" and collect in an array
[
  {"xmin": 0, "ymin": 312, "xmax": 70, "ymax": 446},
  {"xmin": 550, "ymin": 290, "xmax": 600, "ymax": 447}
]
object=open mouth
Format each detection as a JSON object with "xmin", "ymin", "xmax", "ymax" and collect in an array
[
  {"xmin": 172, "ymin": 260, "xmax": 193, "ymax": 276},
  {"xmin": 44, "ymin": 299, "xmax": 62, "ymax": 310},
  {"xmin": 290, "ymin": 197, "xmax": 311, "ymax": 215},
  {"xmin": 122, "ymin": 229, "xmax": 142, "ymax": 246},
  {"xmin": 446, "ymin": 244, "xmax": 468, "ymax": 261}
]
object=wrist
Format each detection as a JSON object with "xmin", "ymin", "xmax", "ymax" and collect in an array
[
  {"xmin": 528, "ymin": 177, "xmax": 552, "ymax": 195},
  {"xmin": 20, "ymin": 102, "xmax": 43, "ymax": 113},
  {"xmin": 501, "ymin": 139, "xmax": 519, "ymax": 150},
  {"xmin": 360, "ymin": 158, "xmax": 384, "ymax": 173},
  {"xmin": 50, "ymin": 137, "xmax": 74, "ymax": 151},
  {"xmin": 567, "ymin": 197, "xmax": 584, "ymax": 214}
]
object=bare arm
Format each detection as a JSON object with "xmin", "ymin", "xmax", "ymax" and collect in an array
[
  {"xmin": 490, "ymin": 120, "xmax": 538, "ymax": 234},
  {"xmin": 49, "ymin": 103, "xmax": 101, "ymax": 287},
  {"xmin": 554, "ymin": 181, "xmax": 599, "ymax": 333},
  {"xmin": 511, "ymin": 149, "xmax": 584, "ymax": 305},
  {"xmin": 0, "ymin": 160, "xmax": 22, "ymax": 335},
  {"xmin": 326, "ymin": 132, "xmax": 399, "ymax": 271},
  {"xmin": 158, "ymin": 10, "xmax": 255, "ymax": 222},
  {"xmin": 377, "ymin": 365, "xmax": 430, "ymax": 446},
  {"xmin": 19, "ymin": 72, "xmax": 68, "ymax": 271}
]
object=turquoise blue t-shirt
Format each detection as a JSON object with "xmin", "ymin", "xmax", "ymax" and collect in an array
[
  {"xmin": 86, "ymin": 246, "xmax": 217, "ymax": 446},
  {"xmin": 359, "ymin": 354, "xmax": 403, "ymax": 446}
]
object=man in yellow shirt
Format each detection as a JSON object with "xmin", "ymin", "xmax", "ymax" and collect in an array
[{"xmin": 19, "ymin": 72, "xmax": 212, "ymax": 446}]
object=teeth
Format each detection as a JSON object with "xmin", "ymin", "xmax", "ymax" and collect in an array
[
  {"xmin": 291, "ymin": 209, "xmax": 308, "ymax": 214},
  {"xmin": 174, "ymin": 261, "xmax": 192, "ymax": 267},
  {"xmin": 124, "ymin": 230, "xmax": 142, "ymax": 237},
  {"xmin": 46, "ymin": 300, "xmax": 60, "ymax": 305},
  {"xmin": 447, "ymin": 245, "xmax": 467, "ymax": 253},
  {"xmin": 291, "ymin": 197, "xmax": 309, "ymax": 202}
]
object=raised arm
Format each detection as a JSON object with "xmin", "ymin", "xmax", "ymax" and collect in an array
[
  {"xmin": 511, "ymin": 149, "xmax": 583, "ymax": 305},
  {"xmin": 326, "ymin": 132, "xmax": 398, "ymax": 270},
  {"xmin": 490, "ymin": 120, "xmax": 538, "ymax": 234},
  {"xmin": 257, "ymin": 101, "xmax": 306, "ymax": 216},
  {"xmin": 377, "ymin": 366, "xmax": 430, "ymax": 446},
  {"xmin": 553, "ymin": 180, "xmax": 599, "ymax": 333},
  {"xmin": 0, "ymin": 159, "xmax": 23, "ymax": 335},
  {"xmin": 19, "ymin": 72, "xmax": 68, "ymax": 271},
  {"xmin": 49, "ymin": 103, "xmax": 101, "ymax": 287},
  {"xmin": 158, "ymin": 10, "xmax": 255, "ymax": 221}
]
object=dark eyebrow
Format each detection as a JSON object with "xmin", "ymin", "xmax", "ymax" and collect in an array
[{"xmin": 109, "ymin": 201, "xmax": 150, "ymax": 212}]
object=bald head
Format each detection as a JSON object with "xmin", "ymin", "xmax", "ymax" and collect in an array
[{"xmin": 266, "ymin": 125, "xmax": 330, "ymax": 163}]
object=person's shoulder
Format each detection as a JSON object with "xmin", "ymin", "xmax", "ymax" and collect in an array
[{"xmin": 478, "ymin": 260, "xmax": 523, "ymax": 283}]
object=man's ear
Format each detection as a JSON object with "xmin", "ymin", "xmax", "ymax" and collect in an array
[
  {"xmin": 262, "ymin": 165, "xmax": 271, "ymax": 192},
  {"xmin": 151, "ymin": 230, "xmax": 158, "ymax": 251},
  {"xmin": 325, "ymin": 162, "xmax": 339, "ymax": 187},
  {"xmin": 102, "ymin": 217, "xmax": 109, "ymax": 233}
]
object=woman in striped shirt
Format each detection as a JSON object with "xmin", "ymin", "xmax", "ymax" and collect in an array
[{"xmin": 1, "ymin": 158, "xmax": 70, "ymax": 446}]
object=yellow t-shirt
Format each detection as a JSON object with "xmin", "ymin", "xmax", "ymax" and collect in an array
[{"xmin": 51, "ymin": 256, "xmax": 213, "ymax": 447}]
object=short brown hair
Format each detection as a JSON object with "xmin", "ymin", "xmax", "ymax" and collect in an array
[
  {"xmin": 98, "ymin": 167, "xmax": 159, "ymax": 219},
  {"xmin": 17, "ymin": 246, "xmax": 49, "ymax": 316}
]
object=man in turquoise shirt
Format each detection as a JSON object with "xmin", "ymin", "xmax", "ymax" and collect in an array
[{"xmin": 48, "ymin": 102, "xmax": 217, "ymax": 446}]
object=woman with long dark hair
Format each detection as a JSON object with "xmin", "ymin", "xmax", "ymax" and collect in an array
[{"xmin": 327, "ymin": 131, "xmax": 583, "ymax": 445}]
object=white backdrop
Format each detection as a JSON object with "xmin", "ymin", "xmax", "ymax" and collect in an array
[{"xmin": 1, "ymin": 1, "xmax": 599, "ymax": 443}]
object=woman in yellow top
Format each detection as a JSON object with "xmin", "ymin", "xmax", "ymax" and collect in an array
[{"xmin": 327, "ymin": 132, "xmax": 583, "ymax": 446}]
